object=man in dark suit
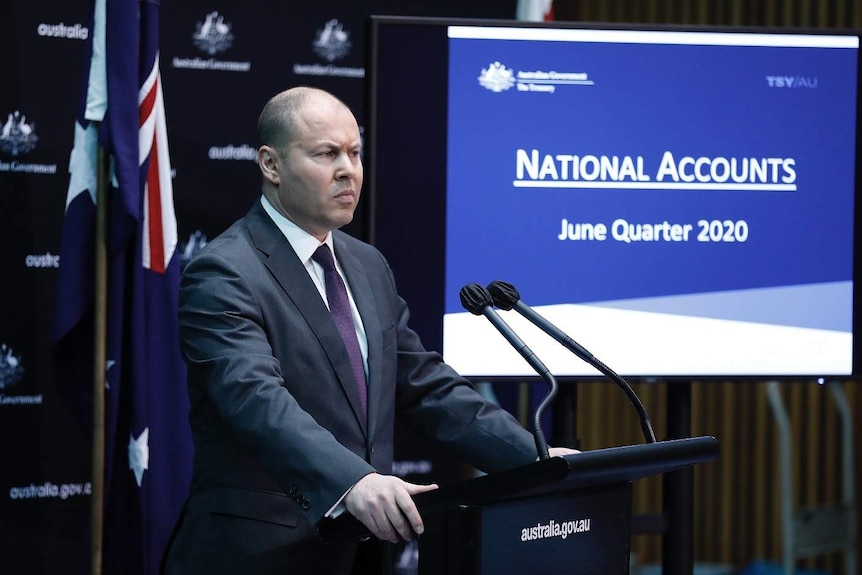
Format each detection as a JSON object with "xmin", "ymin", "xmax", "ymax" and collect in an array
[{"xmin": 162, "ymin": 86, "xmax": 574, "ymax": 575}]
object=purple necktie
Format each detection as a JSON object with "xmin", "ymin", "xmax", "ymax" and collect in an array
[{"xmin": 312, "ymin": 244, "xmax": 367, "ymax": 416}]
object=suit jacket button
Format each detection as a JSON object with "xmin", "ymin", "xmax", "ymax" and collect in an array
[{"xmin": 301, "ymin": 500, "xmax": 311, "ymax": 510}]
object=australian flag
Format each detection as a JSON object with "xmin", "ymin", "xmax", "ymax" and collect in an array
[{"xmin": 52, "ymin": 0, "xmax": 192, "ymax": 574}]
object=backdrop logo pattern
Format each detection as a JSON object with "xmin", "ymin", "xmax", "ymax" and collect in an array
[
  {"xmin": 172, "ymin": 11, "xmax": 250, "ymax": 72},
  {"xmin": 179, "ymin": 231, "xmax": 208, "ymax": 269},
  {"xmin": 36, "ymin": 22, "xmax": 89, "ymax": 40},
  {"xmin": 192, "ymin": 11, "xmax": 233, "ymax": 55},
  {"xmin": 0, "ymin": 344, "xmax": 24, "ymax": 390},
  {"xmin": 293, "ymin": 19, "xmax": 364, "ymax": 78},
  {"xmin": 0, "ymin": 111, "xmax": 39, "ymax": 157},
  {"xmin": 207, "ymin": 144, "xmax": 256, "ymax": 161},
  {"xmin": 25, "ymin": 252, "xmax": 61, "ymax": 268},
  {"xmin": 313, "ymin": 19, "xmax": 351, "ymax": 62}
]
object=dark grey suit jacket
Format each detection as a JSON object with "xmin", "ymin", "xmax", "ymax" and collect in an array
[{"xmin": 162, "ymin": 200, "xmax": 537, "ymax": 574}]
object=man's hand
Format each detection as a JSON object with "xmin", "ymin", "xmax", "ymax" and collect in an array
[
  {"xmin": 548, "ymin": 446, "xmax": 580, "ymax": 457},
  {"xmin": 343, "ymin": 473, "xmax": 438, "ymax": 543}
]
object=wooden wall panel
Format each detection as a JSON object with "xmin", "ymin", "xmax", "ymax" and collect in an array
[
  {"xmin": 556, "ymin": 0, "xmax": 862, "ymax": 29},
  {"xmin": 569, "ymin": 380, "xmax": 856, "ymax": 572}
]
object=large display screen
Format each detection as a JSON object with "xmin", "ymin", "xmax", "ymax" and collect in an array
[{"xmin": 367, "ymin": 17, "xmax": 862, "ymax": 380}]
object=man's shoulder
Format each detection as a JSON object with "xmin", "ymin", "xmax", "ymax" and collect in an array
[
  {"xmin": 181, "ymin": 214, "xmax": 259, "ymax": 279},
  {"xmin": 198, "ymin": 218, "xmax": 253, "ymax": 257}
]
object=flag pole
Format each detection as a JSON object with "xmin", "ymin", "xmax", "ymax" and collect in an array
[{"xmin": 91, "ymin": 138, "xmax": 108, "ymax": 575}]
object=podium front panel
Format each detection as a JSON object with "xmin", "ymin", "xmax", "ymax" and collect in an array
[{"xmin": 421, "ymin": 482, "xmax": 632, "ymax": 575}]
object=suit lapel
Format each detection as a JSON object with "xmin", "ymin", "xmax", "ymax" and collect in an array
[{"xmin": 244, "ymin": 203, "xmax": 368, "ymax": 436}]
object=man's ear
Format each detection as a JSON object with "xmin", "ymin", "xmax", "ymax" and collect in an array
[{"xmin": 259, "ymin": 146, "xmax": 279, "ymax": 184}]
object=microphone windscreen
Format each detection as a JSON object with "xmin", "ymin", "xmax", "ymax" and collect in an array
[
  {"xmin": 487, "ymin": 280, "xmax": 520, "ymax": 310},
  {"xmin": 459, "ymin": 284, "xmax": 493, "ymax": 315}
]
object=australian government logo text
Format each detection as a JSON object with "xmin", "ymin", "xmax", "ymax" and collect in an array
[
  {"xmin": 172, "ymin": 12, "xmax": 250, "ymax": 73},
  {"xmin": 0, "ymin": 111, "xmax": 58, "ymax": 174},
  {"xmin": 0, "ymin": 344, "xmax": 42, "ymax": 406},
  {"xmin": 293, "ymin": 19, "xmax": 364, "ymax": 79},
  {"xmin": 479, "ymin": 61, "xmax": 593, "ymax": 94}
]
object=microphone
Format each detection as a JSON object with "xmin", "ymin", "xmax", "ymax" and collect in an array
[
  {"xmin": 486, "ymin": 280, "xmax": 656, "ymax": 443},
  {"xmin": 459, "ymin": 283, "xmax": 556, "ymax": 460}
]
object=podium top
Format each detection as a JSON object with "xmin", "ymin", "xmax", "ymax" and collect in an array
[{"xmin": 318, "ymin": 435, "xmax": 719, "ymax": 541}]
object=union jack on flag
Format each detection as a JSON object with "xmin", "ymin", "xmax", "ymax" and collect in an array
[
  {"xmin": 139, "ymin": 46, "xmax": 176, "ymax": 273},
  {"xmin": 53, "ymin": 0, "xmax": 192, "ymax": 573}
]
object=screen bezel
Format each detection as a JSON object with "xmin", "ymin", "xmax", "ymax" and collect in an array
[{"xmin": 365, "ymin": 15, "xmax": 862, "ymax": 382}]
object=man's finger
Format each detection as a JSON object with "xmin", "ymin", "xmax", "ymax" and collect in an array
[
  {"xmin": 385, "ymin": 503, "xmax": 414, "ymax": 541},
  {"xmin": 369, "ymin": 513, "xmax": 398, "ymax": 544},
  {"xmin": 403, "ymin": 482, "xmax": 438, "ymax": 496},
  {"xmin": 394, "ymin": 489, "xmax": 425, "ymax": 536}
]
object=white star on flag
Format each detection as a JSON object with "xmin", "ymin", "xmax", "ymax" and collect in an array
[
  {"xmin": 129, "ymin": 427, "xmax": 150, "ymax": 487},
  {"xmin": 105, "ymin": 359, "xmax": 115, "ymax": 389},
  {"xmin": 66, "ymin": 122, "xmax": 99, "ymax": 210}
]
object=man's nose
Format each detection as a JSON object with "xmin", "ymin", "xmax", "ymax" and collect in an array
[{"xmin": 335, "ymin": 154, "xmax": 358, "ymax": 179}]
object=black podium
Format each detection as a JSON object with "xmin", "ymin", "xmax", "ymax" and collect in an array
[{"xmin": 319, "ymin": 436, "xmax": 720, "ymax": 575}]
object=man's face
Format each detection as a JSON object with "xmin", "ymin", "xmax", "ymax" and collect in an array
[{"xmin": 267, "ymin": 97, "xmax": 363, "ymax": 240}]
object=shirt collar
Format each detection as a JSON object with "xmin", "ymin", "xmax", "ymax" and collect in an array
[{"xmin": 260, "ymin": 195, "xmax": 333, "ymax": 265}]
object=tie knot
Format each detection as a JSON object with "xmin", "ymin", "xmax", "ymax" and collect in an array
[{"xmin": 312, "ymin": 244, "xmax": 336, "ymax": 271}]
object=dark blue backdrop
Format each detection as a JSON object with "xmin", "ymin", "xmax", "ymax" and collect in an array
[{"xmin": 0, "ymin": 2, "xmax": 519, "ymax": 573}]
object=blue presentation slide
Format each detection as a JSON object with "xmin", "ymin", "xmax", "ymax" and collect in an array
[{"xmin": 442, "ymin": 27, "xmax": 858, "ymax": 377}]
